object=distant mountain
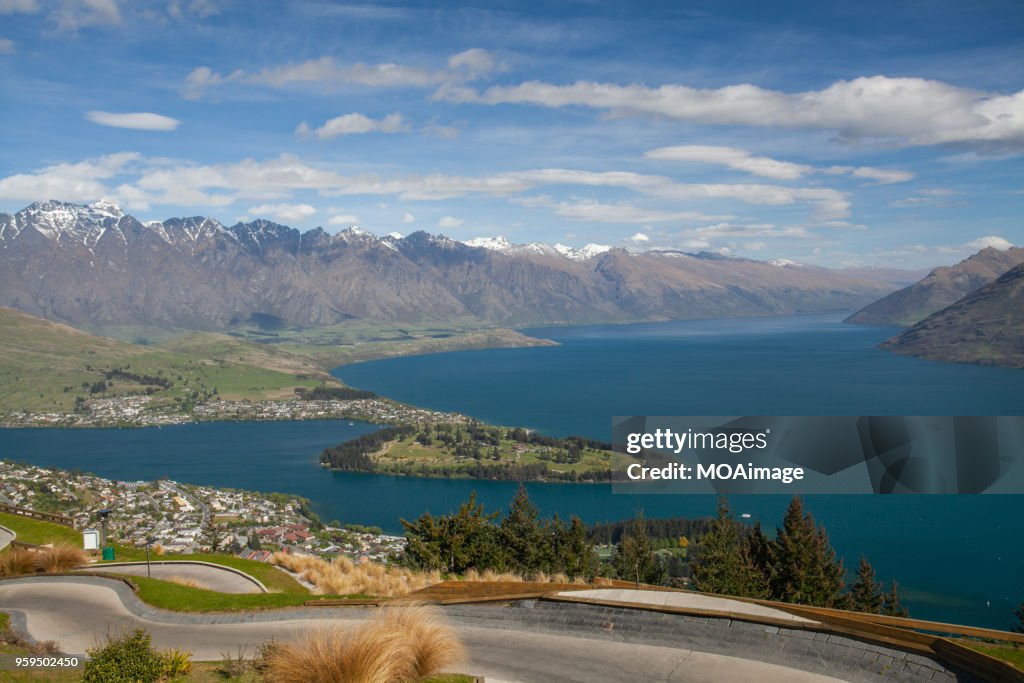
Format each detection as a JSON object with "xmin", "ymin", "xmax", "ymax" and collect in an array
[
  {"xmin": 881, "ymin": 262, "xmax": 1024, "ymax": 368},
  {"xmin": 845, "ymin": 246, "xmax": 1024, "ymax": 327},
  {"xmin": 0, "ymin": 201, "xmax": 907, "ymax": 331}
]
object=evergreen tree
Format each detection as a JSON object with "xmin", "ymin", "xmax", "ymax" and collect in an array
[
  {"xmin": 691, "ymin": 498, "xmax": 768, "ymax": 598},
  {"xmin": 563, "ymin": 515, "xmax": 599, "ymax": 580},
  {"xmin": 612, "ymin": 511, "xmax": 666, "ymax": 586},
  {"xmin": 770, "ymin": 497, "xmax": 846, "ymax": 607},
  {"xmin": 401, "ymin": 491, "xmax": 500, "ymax": 573},
  {"xmin": 849, "ymin": 557, "xmax": 885, "ymax": 614},
  {"xmin": 200, "ymin": 518, "xmax": 224, "ymax": 553},
  {"xmin": 499, "ymin": 484, "xmax": 545, "ymax": 572},
  {"xmin": 882, "ymin": 579, "xmax": 909, "ymax": 618},
  {"xmin": 1013, "ymin": 601, "xmax": 1024, "ymax": 634},
  {"xmin": 743, "ymin": 521, "xmax": 773, "ymax": 579}
]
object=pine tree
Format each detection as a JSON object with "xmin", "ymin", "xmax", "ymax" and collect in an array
[
  {"xmin": 691, "ymin": 498, "xmax": 768, "ymax": 598},
  {"xmin": 882, "ymin": 579, "xmax": 909, "ymax": 618},
  {"xmin": 849, "ymin": 557, "xmax": 884, "ymax": 614},
  {"xmin": 770, "ymin": 497, "xmax": 846, "ymax": 607},
  {"xmin": 499, "ymin": 484, "xmax": 545, "ymax": 572},
  {"xmin": 562, "ymin": 515, "xmax": 599, "ymax": 580},
  {"xmin": 612, "ymin": 511, "xmax": 666, "ymax": 586},
  {"xmin": 200, "ymin": 518, "xmax": 224, "ymax": 553},
  {"xmin": 401, "ymin": 491, "xmax": 499, "ymax": 573},
  {"xmin": 743, "ymin": 521, "xmax": 773, "ymax": 578}
]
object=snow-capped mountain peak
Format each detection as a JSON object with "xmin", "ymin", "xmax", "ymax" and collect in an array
[
  {"xmin": 554, "ymin": 243, "xmax": 611, "ymax": 261},
  {"xmin": 464, "ymin": 236, "xmax": 515, "ymax": 253},
  {"xmin": 463, "ymin": 236, "xmax": 606, "ymax": 260},
  {"xmin": 12, "ymin": 199, "xmax": 127, "ymax": 246}
]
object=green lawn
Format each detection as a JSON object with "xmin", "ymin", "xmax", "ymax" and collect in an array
[
  {"xmin": 961, "ymin": 641, "xmax": 1024, "ymax": 671},
  {"xmin": 127, "ymin": 576, "xmax": 321, "ymax": 612},
  {"xmin": 0, "ymin": 512, "xmax": 79, "ymax": 546},
  {"xmin": 375, "ymin": 434, "xmax": 638, "ymax": 478},
  {"xmin": 154, "ymin": 553, "xmax": 308, "ymax": 594}
]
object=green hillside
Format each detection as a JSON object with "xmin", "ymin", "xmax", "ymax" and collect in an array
[{"xmin": 0, "ymin": 307, "xmax": 333, "ymax": 413}]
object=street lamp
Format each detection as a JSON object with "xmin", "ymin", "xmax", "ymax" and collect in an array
[{"xmin": 145, "ymin": 536, "xmax": 156, "ymax": 577}]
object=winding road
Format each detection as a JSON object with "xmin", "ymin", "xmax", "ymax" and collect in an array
[{"xmin": 0, "ymin": 576, "xmax": 843, "ymax": 682}]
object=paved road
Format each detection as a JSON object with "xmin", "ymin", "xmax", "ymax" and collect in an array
[
  {"xmin": 0, "ymin": 577, "xmax": 843, "ymax": 683},
  {"xmin": 560, "ymin": 589, "xmax": 816, "ymax": 623},
  {"xmin": 77, "ymin": 561, "xmax": 265, "ymax": 594},
  {"xmin": 0, "ymin": 525, "xmax": 13, "ymax": 551}
]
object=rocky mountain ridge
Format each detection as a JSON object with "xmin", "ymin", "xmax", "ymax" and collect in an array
[{"xmin": 0, "ymin": 200, "xmax": 909, "ymax": 331}]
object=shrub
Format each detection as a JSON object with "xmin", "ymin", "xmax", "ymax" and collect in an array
[
  {"xmin": 270, "ymin": 552, "xmax": 440, "ymax": 597},
  {"xmin": 82, "ymin": 629, "xmax": 165, "ymax": 683},
  {"xmin": 378, "ymin": 604, "xmax": 465, "ymax": 680},
  {"xmin": 162, "ymin": 648, "xmax": 193, "ymax": 678},
  {"xmin": 0, "ymin": 548, "xmax": 37, "ymax": 577},
  {"xmin": 265, "ymin": 622, "xmax": 414, "ymax": 683},
  {"xmin": 34, "ymin": 543, "xmax": 87, "ymax": 573},
  {"xmin": 263, "ymin": 604, "xmax": 465, "ymax": 683}
]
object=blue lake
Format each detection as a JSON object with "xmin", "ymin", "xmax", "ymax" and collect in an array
[{"xmin": 2, "ymin": 313, "xmax": 1022, "ymax": 629}]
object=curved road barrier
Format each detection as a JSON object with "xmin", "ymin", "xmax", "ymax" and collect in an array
[
  {"xmin": 74, "ymin": 560, "xmax": 268, "ymax": 594},
  {"xmin": 0, "ymin": 575, "xmax": 847, "ymax": 682}
]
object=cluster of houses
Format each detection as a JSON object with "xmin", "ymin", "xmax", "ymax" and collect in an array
[{"xmin": 2, "ymin": 395, "xmax": 466, "ymax": 428}]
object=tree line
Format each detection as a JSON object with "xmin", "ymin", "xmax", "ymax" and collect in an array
[
  {"xmin": 690, "ymin": 497, "xmax": 908, "ymax": 616},
  {"xmin": 400, "ymin": 486, "xmax": 598, "ymax": 579},
  {"xmin": 400, "ymin": 488, "xmax": 912, "ymax": 618}
]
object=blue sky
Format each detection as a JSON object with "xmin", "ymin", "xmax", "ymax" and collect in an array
[{"xmin": 1, "ymin": 0, "xmax": 1022, "ymax": 267}]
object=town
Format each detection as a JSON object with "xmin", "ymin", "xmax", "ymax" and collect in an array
[
  {"xmin": 0, "ymin": 461, "xmax": 405, "ymax": 564},
  {"xmin": 0, "ymin": 395, "xmax": 468, "ymax": 429}
]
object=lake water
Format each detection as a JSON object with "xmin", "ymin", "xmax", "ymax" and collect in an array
[{"xmin": 2, "ymin": 313, "xmax": 1022, "ymax": 629}]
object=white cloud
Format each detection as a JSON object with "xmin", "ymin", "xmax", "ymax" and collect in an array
[
  {"xmin": 0, "ymin": 152, "xmax": 142, "ymax": 206},
  {"xmin": 437, "ymin": 216, "xmax": 463, "ymax": 228},
  {"xmin": 184, "ymin": 49, "xmax": 496, "ymax": 99},
  {"xmin": 447, "ymin": 48, "xmax": 496, "ymax": 78},
  {"xmin": 296, "ymin": 112, "xmax": 409, "ymax": 139},
  {"xmin": 86, "ymin": 111, "xmax": 181, "ymax": 131},
  {"xmin": 515, "ymin": 195, "xmax": 728, "ymax": 223},
  {"xmin": 327, "ymin": 214, "xmax": 360, "ymax": 226},
  {"xmin": 0, "ymin": 0, "xmax": 38, "ymax": 13},
  {"xmin": 628, "ymin": 232, "xmax": 650, "ymax": 243},
  {"xmin": 246, "ymin": 203, "xmax": 316, "ymax": 224},
  {"xmin": 690, "ymin": 223, "xmax": 812, "ymax": 240},
  {"xmin": 964, "ymin": 235, "xmax": 1013, "ymax": 251},
  {"xmin": 443, "ymin": 76, "xmax": 1024, "ymax": 149},
  {"xmin": 850, "ymin": 167, "xmax": 915, "ymax": 184},
  {"xmin": 0, "ymin": 38, "xmax": 13, "ymax": 54},
  {"xmin": 0, "ymin": 152, "xmax": 850, "ymax": 224},
  {"xmin": 402, "ymin": 213, "xmax": 415, "ymax": 223},
  {"xmin": 647, "ymin": 145, "xmax": 913, "ymax": 184},
  {"xmin": 877, "ymin": 236, "xmax": 1014, "ymax": 260},
  {"xmin": 646, "ymin": 145, "xmax": 811, "ymax": 180},
  {"xmin": 51, "ymin": 0, "xmax": 122, "ymax": 31}
]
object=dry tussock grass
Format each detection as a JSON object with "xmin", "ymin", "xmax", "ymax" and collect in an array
[
  {"xmin": 33, "ymin": 543, "xmax": 87, "ymax": 573},
  {"xmin": 264, "ymin": 604, "xmax": 463, "ymax": 683},
  {"xmin": 0, "ymin": 548, "xmax": 37, "ymax": 577},
  {"xmin": 271, "ymin": 553, "xmax": 441, "ymax": 597},
  {"xmin": 166, "ymin": 575, "xmax": 210, "ymax": 590},
  {"xmin": 273, "ymin": 552, "xmax": 591, "ymax": 598}
]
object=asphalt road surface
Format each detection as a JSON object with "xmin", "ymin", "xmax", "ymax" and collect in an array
[{"xmin": 0, "ymin": 576, "xmax": 843, "ymax": 682}]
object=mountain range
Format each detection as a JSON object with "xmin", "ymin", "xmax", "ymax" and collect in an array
[
  {"xmin": 882, "ymin": 262, "xmax": 1024, "ymax": 368},
  {"xmin": 0, "ymin": 201, "xmax": 911, "ymax": 332},
  {"xmin": 845, "ymin": 246, "xmax": 1024, "ymax": 327}
]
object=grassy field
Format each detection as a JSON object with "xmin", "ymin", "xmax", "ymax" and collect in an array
[
  {"xmin": 961, "ymin": 641, "xmax": 1024, "ymax": 671},
  {"xmin": 0, "ymin": 308, "xmax": 332, "ymax": 413},
  {"xmin": 0, "ymin": 513, "xmax": 79, "ymax": 546},
  {"xmin": 372, "ymin": 431, "xmax": 638, "ymax": 478},
  {"xmin": 0, "ymin": 307, "xmax": 549, "ymax": 415}
]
